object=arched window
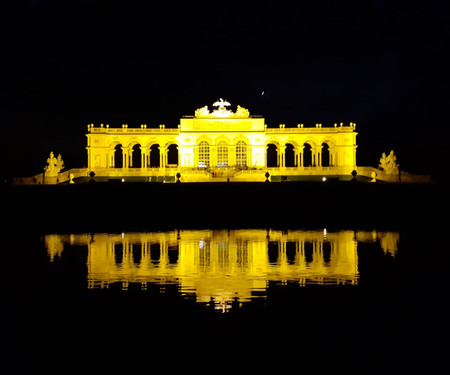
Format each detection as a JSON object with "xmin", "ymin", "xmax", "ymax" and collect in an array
[
  {"xmin": 217, "ymin": 141, "xmax": 228, "ymax": 167},
  {"xmin": 236, "ymin": 141, "xmax": 247, "ymax": 167},
  {"xmin": 198, "ymin": 141, "xmax": 210, "ymax": 167}
]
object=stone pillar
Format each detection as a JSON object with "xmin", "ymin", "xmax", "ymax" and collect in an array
[
  {"xmin": 264, "ymin": 146, "xmax": 268, "ymax": 168},
  {"xmin": 123, "ymin": 147, "xmax": 129, "ymax": 168},
  {"xmin": 159, "ymin": 146, "xmax": 166, "ymax": 168},
  {"xmin": 280, "ymin": 145, "xmax": 286, "ymax": 168},
  {"xmin": 210, "ymin": 145, "xmax": 217, "ymax": 167}
]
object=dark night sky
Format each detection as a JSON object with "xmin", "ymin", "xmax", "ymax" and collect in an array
[{"xmin": 1, "ymin": 0, "xmax": 449, "ymax": 180}]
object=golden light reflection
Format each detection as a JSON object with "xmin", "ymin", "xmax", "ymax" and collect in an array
[{"xmin": 45, "ymin": 229, "xmax": 398, "ymax": 311}]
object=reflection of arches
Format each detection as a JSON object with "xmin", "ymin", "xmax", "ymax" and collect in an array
[
  {"xmin": 285, "ymin": 143, "xmax": 296, "ymax": 167},
  {"xmin": 131, "ymin": 144, "xmax": 141, "ymax": 168},
  {"xmin": 114, "ymin": 144, "xmax": 123, "ymax": 168},
  {"xmin": 217, "ymin": 141, "xmax": 228, "ymax": 167},
  {"xmin": 236, "ymin": 140, "xmax": 247, "ymax": 167},
  {"xmin": 150, "ymin": 144, "xmax": 160, "ymax": 167},
  {"xmin": 167, "ymin": 144, "xmax": 178, "ymax": 166},
  {"xmin": 303, "ymin": 143, "xmax": 312, "ymax": 167},
  {"xmin": 322, "ymin": 143, "xmax": 330, "ymax": 167},
  {"xmin": 198, "ymin": 141, "xmax": 210, "ymax": 167},
  {"xmin": 266, "ymin": 144, "xmax": 278, "ymax": 167}
]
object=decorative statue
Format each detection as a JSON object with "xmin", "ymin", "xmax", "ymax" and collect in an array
[
  {"xmin": 195, "ymin": 105, "xmax": 210, "ymax": 117},
  {"xmin": 235, "ymin": 105, "xmax": 250, "ymax": 118},
  {"xmin": 44, "ymin": 152, "xmax": 64, "ymax": 176},
  {"xmin": 195, "ymin": 100, "xmax": 250, "ymax": 118},
  {"xmin": 379, "ymin": 150, "xmax": 399, "ymax": 175},
  {"xmin": 370, "ymin": 171, "xmax": 377, "ymax": 182}
]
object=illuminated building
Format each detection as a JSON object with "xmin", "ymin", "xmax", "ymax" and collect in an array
[
  {"xmin": 84, "ymin": 99, "xmax": 358, "ymax": 182},
  {"xmin": 45, "ymin": 229, "xmax": 399, "ymax": 311}
]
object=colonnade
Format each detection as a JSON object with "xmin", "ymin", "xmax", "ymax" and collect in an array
[
  {"xmin": 265, "ymin": 143, "xmax": 337, "ymax": 168},
  {"xmin": 108, "ymin": 144, "xmax": 179, "ymax": 168}
]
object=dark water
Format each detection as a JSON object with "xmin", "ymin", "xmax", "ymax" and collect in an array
[{"xmin": 2, "ymin": 226, "xmax": 447, "ymax": 373}]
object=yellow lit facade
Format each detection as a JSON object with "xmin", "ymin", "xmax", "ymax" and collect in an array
[
  {"xmin": 85, "ymin": 100, "xmax": 358, "ymax": 182},
  {"xmin": 45, "ymin": 229, "xmax": 399, "ymax": 310}
]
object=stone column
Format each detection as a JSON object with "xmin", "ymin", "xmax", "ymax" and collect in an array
[{"xmin": 280, "ymin": 145, "xmax": 286, "ymax": 168}]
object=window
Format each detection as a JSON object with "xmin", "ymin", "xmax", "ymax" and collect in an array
[
  {"xmin": 198, "ymin": 141, "xmax": 210, "ymax": 167},
  {"xmin": 217, "ymin": 141, "xmax": 228, "ymax": 167},
  {"xmin": 236, "ymin": 140, "xmax": 247, "ymax": 167}
]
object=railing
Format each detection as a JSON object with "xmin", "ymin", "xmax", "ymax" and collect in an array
[
  {"xmin": 89, "ymin": 127, "xmax": 180, "ymax": 134},
  {"xmin": 265, "ymin": 126, "xmax": 355, "ymax": 133}
]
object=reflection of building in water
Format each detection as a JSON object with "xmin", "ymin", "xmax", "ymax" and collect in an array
[{"xmin": 45, "ymin": 229, "xmax": 399, "ymax": 309}]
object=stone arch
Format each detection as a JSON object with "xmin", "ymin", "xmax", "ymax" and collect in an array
[
  {"xmin": 167, "ymin": 144, "xmax": 179, "ymax": 166},
  {"xmin": 131, "ymin": 144, "xmax": 142, "ymax": 168},
  {"xmin": 321, "ymin": 142, "xmax": 331, "ymax": 167},
  {"xmin": 114, "ymin": 144, "xmax": 123, "ymax": 168},
  {"xmin": 149, "ymin": 144, "xmax": 160, "ymax": 167},
  {"xmin": 213, "ymin": 135, "xmax": 231, "ymax": 145},
  {"xmin": 232, "ymin": 134, "xmax": 250, "ymax": 145},
  {"xmin": 266, "ymin": 143, "xmax": 279, "ymax": 167},
  {"xmin": 302, "ymin": 142, "xmax": 313, "ymax": 167},
  {"xmin": 284, "ymin": 143, "xmax": 296, "ymax": 167}
]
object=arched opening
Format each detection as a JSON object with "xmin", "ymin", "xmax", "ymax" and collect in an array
[
  {"xmin": 266, "ymin": 144, "xmax": 278, "ymax": 167},
  {"xmin": 150, "ymin": 243, "xmax": 160, "ymax": 264},
  {"xmin": 217, "ymin": 141, "xmax": 228, "ymax": 167},
  {"xmin": 268, "ymin": 241, "xmax": 279, "ymax": 264},
  {"xmin": 131, "ymin": 144, "xmax": 141, "ymax": 168},
  {"xmin": 114, "ymin": 144, "xmax": 123, "ymax": 168},
  {"xmin": 150, "ymin": 144, "xmax": 160, "ymax": 167},
  {"xmin": 304, "ymin": 242, "xmax": 313, "ymax": 263},
  {"xmin": 167, "ymin": 144, "xmax": 178, "ymax": 166},
  {"xmin": 236, "ymin": 140, "xmax": 247, "ymax": 167},
  {"xmin": 286, "ymin": 242, "xmax": 297, "ymax": 264},
  {"xmin": 303, "ymin": 143, "xmax": 312, "ymax": 167},
  {"xmin": 323, "ymin": 242, "xmax": 331, "ymax": 263},
  {"xmin": 132, "ymin": 243, "xmax": 142, "ymax": 265},
  {"xmin": 285, "ymin": 143, "xmax": 296, "ymax": 167},
  {"xmin": 322, "ymin": 143, "xmax": 330, "ymax": 167},
  {"xmin": 198, "ymin": 141, "xmax": 210, "ymax": 167},
  {"xmin": 114, "ymin": 243, "xmax": 123, "ymax": 264}
]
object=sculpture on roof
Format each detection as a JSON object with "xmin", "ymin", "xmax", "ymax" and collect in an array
[{"xmin": 194, "ymin": 99, "xmax": 250, "ymax": 118}]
